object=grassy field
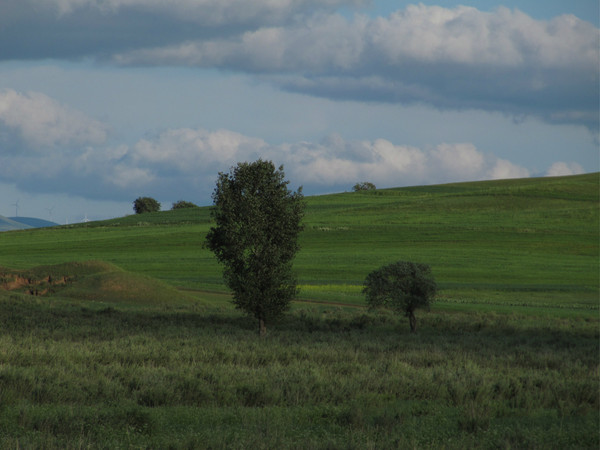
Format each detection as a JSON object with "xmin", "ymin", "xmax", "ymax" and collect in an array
[
  {"xmin": 0, "ymin": 173, "xmax": 597, "ymax": 448},
  {"xmin": 2, "ymin": 173, "xmax": 597, "ymax": 307}
]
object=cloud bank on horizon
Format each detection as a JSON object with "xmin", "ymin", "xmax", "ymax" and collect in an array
[
  {"xmin": 0, "ymin": 0, "xmax": 597, "ymax": 215},
  {"xmin": 0, "ymin": 88, "xmax": 581, "ymax": 202}
]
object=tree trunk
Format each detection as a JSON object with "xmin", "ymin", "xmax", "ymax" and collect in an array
[
  {"xmin": 408, "ymin": 310, "xmax": 417, "ymax": 333},
  {"xmin": 259, "ymin": 318, "xmax": 267, "ymax": 337}
]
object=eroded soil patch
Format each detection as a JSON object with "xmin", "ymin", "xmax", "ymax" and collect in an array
[{"xmin": 0, "ymin": 271, "xmax": 71, "ymax": 296}]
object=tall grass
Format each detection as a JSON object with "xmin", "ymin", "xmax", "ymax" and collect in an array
[{"xmin": 0, "ymin": 294, "xmax": 597, "ymax": 448}]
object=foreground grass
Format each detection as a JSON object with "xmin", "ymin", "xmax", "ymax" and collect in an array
[{"xmin": 0, "ymin": 294, "xmax": 597, "ymax": 449}]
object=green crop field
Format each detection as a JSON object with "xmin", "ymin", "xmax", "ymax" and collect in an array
[{"xmin": 0, "ymin": 173, "xmax": 598, "ymax": 448}]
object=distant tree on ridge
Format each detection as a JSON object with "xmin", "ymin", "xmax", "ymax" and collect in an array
[
  {"xmin": 353, "ymin": 182, "xmax": 376, "ymax": 192},
  {"xmin": 172, "ymin": 200, "xmax": 198, "ymax": 210},
  {"xmin": 133, "ymin": 197, "xmax": 161, "ymax": 214}
]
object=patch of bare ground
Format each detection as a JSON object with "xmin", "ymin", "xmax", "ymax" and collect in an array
[{"xmin": 0, "ymin": 271, "xmax": 71, "ymax": 296}]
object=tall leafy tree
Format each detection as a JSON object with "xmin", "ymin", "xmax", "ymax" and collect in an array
[
  {"xmin": 205, "ymin": 160, "xmax": 305, "ymax": 336},
  {"xmin": 363, "ymin": 261, "xmax": 437, "ymax": 333}
]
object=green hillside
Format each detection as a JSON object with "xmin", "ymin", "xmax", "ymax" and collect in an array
[
  {"xmin": 0, "ymin": 173, "xmax": 596, "ymax": 314},
  {"xmin": 296, "ymin": 172, "xmax": 599, "ymax": 312}
]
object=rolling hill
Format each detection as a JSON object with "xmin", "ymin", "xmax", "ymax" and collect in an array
[
  {"xmin": 0, "ymin": 260, "xmax": 197, "ymax": 306},
  {"xmin": 0, "ymin": 173, "xmax": 597, "ymax": 313}
]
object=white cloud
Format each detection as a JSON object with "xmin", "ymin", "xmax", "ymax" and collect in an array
[
  {"xmin": 429, "ymin": 143, "xmax": 485, "ymax": 179},
  {"xmin": 117, "ymin": 6, "xmax": 597, "ymax": 70},
  {"xmin": 131, "ymin": 128, "xmax": 267, "ymax": 170},
  {"xmin": 284, "ymin": 138, "xmax": 429, "ymax": 185},
  {"xmin": 488, "ymin": 159, "xmax": 530, "ymax": 179},
  {"xmin": 113, "ymin": 6, "xmax": 598, "ymax": 128},
  {"xmin": 0, "ymin": 115, "xmax": 536, "ymax": 202},
  {"xmin": 369, "ymin": 6, "xmax": 597, "ymax": 68},
  {"xmin": 545, "ymin": 161, "xmax": 585, "ymax": 177},
  {"xmin": 105, "ymin": 164, "xmax": 155, "ymax": 189},
  {"xmin": 117, "ymin": 129, "xmax": 529, "ymax": 190},
  {"xmin": 0, "ymin": 87, "xmax": 573, "ymax": 202},
  {"xmin": 0, "ymin": 89, "xmax": 108, "ymax": 151}
]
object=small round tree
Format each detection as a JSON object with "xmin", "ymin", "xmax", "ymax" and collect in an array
[
  {"xmin": 363, "ymin": 261, "xmax": 436, "ymax": 333},
  {"xmin": 133, "ymin": 197, "xmax": 161, "ymax": 214}
]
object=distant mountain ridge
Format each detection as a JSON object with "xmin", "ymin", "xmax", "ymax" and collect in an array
[
  {"xmin": 0, "ymin": 216, "xmax": 29, "ymax": 232},
  {"xmin": 0, "ymin": 216, "xmax": 59, "ymax": 232}
]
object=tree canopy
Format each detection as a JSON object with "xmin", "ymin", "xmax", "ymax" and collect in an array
[
  {"xmin": 205, "ymin": 160, "xmax": 305, "ymax": 336},
  {"xmin": 363, "ymin": 261, "xmax": 437, "ymax": 333},
  {"xmin": 133, "ymin": 197, "xmax": 161, "ymax": 214},
  {"xmin": 171, "ymin": 200, "xmax": 198, "ymax": 210},
  {"xmin": 353, "ymin": 182, "xmax": 376, "ymax": 192}
]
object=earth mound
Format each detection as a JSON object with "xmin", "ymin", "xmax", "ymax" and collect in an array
[{"xmin": 0, "ymin": 261, "xmax": 195, "ymax": 306}]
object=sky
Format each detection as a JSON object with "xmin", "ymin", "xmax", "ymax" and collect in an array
[{"xmin": 0, "ymin": 0, "xmax": 598, "ymax": 224}]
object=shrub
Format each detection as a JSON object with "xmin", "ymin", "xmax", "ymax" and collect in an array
[{"xmin": 171, "ymin": 201, "xmax": 197, "ymax": 210}]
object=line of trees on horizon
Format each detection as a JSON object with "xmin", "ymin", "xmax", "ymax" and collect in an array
[{"xmin": 133, "ymin": 198, "xmax": 198, "ymax": 214}]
